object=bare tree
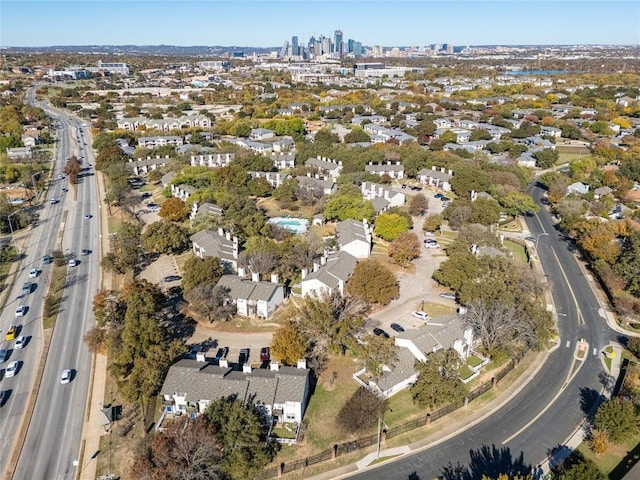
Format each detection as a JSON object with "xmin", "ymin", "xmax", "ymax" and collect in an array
[
  {"xmin": 188, "ymin": 284, "xmax": 236, "ymax": 322},
  {"xmin": 464, "ymin": 301, "xmax": 534, "ymax": 355},
  {"xmin": 238, "ymin": 250, "xmax": 279, "ymax": 275}
]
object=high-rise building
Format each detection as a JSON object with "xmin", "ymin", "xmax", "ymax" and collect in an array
[
  {"xmin": 291, "ymin": 36, "xmax": 299, "ymax": 57},
  {"xmin": 334, "ymin": 29, "xmax": 343, "ymax": 56},
  {"xmin": 354, "ymin": 42, "xmax": 363, "ymax": 57},
  {"xmin": 347, "ymin": 38, "xmax": 355, "ymax": 54},
  {"xmin": 321, "ymin": 36, "xmax": 331, "ymax": 55},
  {"xmin": 373, "ymin": 45, "xmax": 383, "ymax": 56},
  {"xmin": 279, "ymin": 40, "xmax": 289, "ymax": 58}
]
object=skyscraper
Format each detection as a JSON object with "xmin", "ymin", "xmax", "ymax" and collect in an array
[
  {"xmin": 334, "ymin": 29, "xmax": 343, "ymax": 56},
  {"xmin": 279, "ymin": 40, "xmax": 289, "ymax": 58},
  {"xmin": 291, "ymin": 36, "xmax": 299, "ymax": 57},
  {"xmin": 321, "ymin": 36, "xmax": 331, "ymax": 55}
]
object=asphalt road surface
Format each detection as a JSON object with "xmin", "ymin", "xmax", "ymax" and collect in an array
[
  {"xmin": 349, "ymin": 184, "xmax": 615, "ymax": 479},
  {"xmin": 2, "ymin": 93, "xmax": 101, "ymax": 480}
]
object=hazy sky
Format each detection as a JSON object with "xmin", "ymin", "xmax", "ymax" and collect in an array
[{"xmin": 1, "ymin": 1, "xmax": 639, "ymax": 47}]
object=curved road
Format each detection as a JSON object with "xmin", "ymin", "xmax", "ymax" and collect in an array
[
  {"xmin": 1, "ymin": 90, "xmax": 101, "ymax": 480},
  {"xmin": 350, "ymin": 184, "xmax": 615, "ymax": 479}
]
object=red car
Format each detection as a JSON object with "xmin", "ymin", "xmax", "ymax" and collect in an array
[{"xmin": 260, "ymin": 347, "xmax": 270, "ymax": 362}]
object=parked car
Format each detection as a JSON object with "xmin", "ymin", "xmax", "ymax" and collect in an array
[
  {"xmin": 440, "ymin": 292, "xmax": 457, "ymax": 300},
  {"xmin": 15, "ymin": 305, "xmax": 27, "ymax": 317},
  {"xmin": 442, "ymin": 201, "xmax": 450, "ymax": 208},
  {"xmin": 440, "ymin": 196, "xmax": 451, "ymax": 202},
  {"xmin": 373, "ymin": 327, "xmax": 390, "ymax": 338},
  {"xmin": 5, "ymin": 361, "xmax": 18, "ymax": 378},
  {"xmin": 434, "ymin": 193, "xmax": 444, "ymax": 199},
  {"xmin": 29, "ymin": 268, "xmax": 38, "ymax": 278},
  {"xmin": 60, "ymin": 369, "xmax": 72, "ymax": 384},
  {"xmin": 424, "ymin": 241, "xmax": 440, "ymax": 249},
  {"xmin": 390, "ymin": 323, "xmax": 405, "ymax": 333},
  {"xmin": 214, "ymin": 347, "xmax": 229, "ymax": 361},
  {"xmin": 163, "ymin": 275, "xmax": 181, "ymax": 282},
  {"xmin": 411, "ymin": 311, "xmax": 429, "ymax": 321},
  {"xmin": 239, "ymin": 348, "xmax": 250, "ymax": 365},
  {"xmin": 14, "ymin": 335, "xmax": 25, "ymax": 350},
  {"xmin": 260, "ymin": 347, "xmax": 270, "ymax": 362},
  {"xmin": 424, "ymin": 231, "xmax": 435, "ymax": 237}
]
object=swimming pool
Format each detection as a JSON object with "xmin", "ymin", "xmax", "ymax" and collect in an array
[{"xmin": 268, "ymin": 217, "xmax": 309, "ymax": 234}]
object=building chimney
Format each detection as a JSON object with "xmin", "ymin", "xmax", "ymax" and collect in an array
[
  {"xmin": 448, "ymin": 169, "xmax": 453, "ymax": 175},
  {"xmin": 432, "ymin": 165, "xmax": 436, "ymax": 171},
  {"xmin": 196, "ymin": 352, "xmax": 206, "ymax": 363},
  {"xmin": 219, "ymin": 358, "xmax": 229, "ymax": 368},
  {"xmin": 238, "ymin": 267, "xmax": 246, "ymax": 277},
  {"xmin": 320, "ymin": 255, "xmax": 327, "ymax": 266},
  {"xmin": 270, "ymin": 361, "xmax": 279, "ymax": 371},
  {"xmin": 225, "ymin": 231, "xmax": 231, "ymax": 241},
  {"xmin": 307, "ymin": 172, "xmax": 312, "ymax": 177},
  {"xmin": 313, "ymin": 262, "xmax": 320, "ymax": 272},
  {"xmin": 251, "ymin": 272, "xmax": 260, "ymax": 282},
  {"xmin": 243, "ymin": 364, "xmax": 252, "ymax": 373},
  {"xmin": 218, "ymin": 227, "xmax": 224, "ymax": 236},
  {"xmin": 301, "ymin": 268, "xmax": 308, "ymax": 279},
  {"xmin": 458, "ymin": 306, "xmax": 468, "ymax": 315},
  {"xmin": 297, "ymin": 359, "xmax": 307, "ymax": 370},
  {"xmin": 271, "ymin": 273, "xmax": 279, "ymax": 284},
  {"xmin": 441, "ymin": 167, "xmax": 445, "ymax": 173}
]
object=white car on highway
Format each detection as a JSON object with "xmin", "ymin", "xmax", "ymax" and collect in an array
[
  {"xmin": 29, "ymin": 268, "xmax": 38, "ymax": 278},
  {"xmin": 60, "ymin": 369, "xmax": 72, "ymax": 384},
  {"xmin": 15, "ymin": 305, "xmax": 27, "ymax": 317},
  {"xmin": 5, "ymin": 361, "xmax": 19, "ymax": 378},
  {"xmin": 14, "ymin": 335, "xmax": 25, "ymax": 349}
]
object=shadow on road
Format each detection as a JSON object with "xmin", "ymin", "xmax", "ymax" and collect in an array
[
  {"xmin": 579, "ymin": 386, "xmax": 604, "ymax": 417},
  {"xmin": 439, "ymin": 444, "xmax": 532, "ymax": 480}
]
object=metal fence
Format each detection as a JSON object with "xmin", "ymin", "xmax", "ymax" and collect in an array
[{"xmin": 257, "ymin": 357, "xmax": 519, "ymax": 479}]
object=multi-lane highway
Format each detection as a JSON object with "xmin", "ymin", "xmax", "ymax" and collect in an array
[
  {"xmin": 0, "ymin": 89, "xmax": 101, "ymax": 480},
  {"xmin": 350, "ymin": 184, "xmax": 615, "ymax": 479}
]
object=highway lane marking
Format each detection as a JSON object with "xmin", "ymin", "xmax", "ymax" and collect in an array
[
  {"xmin": 566, "ymin": 340, "xmax": 571, "ymax": 348},
  {"xmin": 548, "ymin": 247, "xmax": 585, "ymax": 326},
  {"xmin": 502, "ymin": 356, "xmax": 586, "ymax": 445},
  {"xmin": 593, "ymin": 348, "xmax": 598, "ymax": 356}
]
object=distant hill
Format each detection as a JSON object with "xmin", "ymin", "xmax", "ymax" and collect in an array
[{"xmin": 0, "ymin": 45, "xmax": 278, "ymax": 56}]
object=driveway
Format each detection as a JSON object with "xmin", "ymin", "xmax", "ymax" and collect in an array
[{"xmin": 188, "ymin": 325, "xmax": 274, "ymax": 366}]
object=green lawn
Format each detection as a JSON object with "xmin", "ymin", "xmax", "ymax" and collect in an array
[
  {"xmin": 271, "ymin": 423, "xmax": 298, "ymax": 440},
  {"xmin": 504, "ymin": 240, "xmax": 528, "ymax": 265},
  {"xmin": 384, "ymin": 389, "xmax": 422, "ymax": 426},
  {"xmin": 42, "ymin": 263, "xmax": 68, "ymax": 330},
  {"xmin": 467, "ymin": 354, "xmax": 484, "ymax": 368},
  {"xmin": 577, "ymin": 432, "xmax": 640, "ymax": 479},
  {"xmin": 421, "ymin": 302, "xmax": 456, "ymax": 317},
  {"xmin": 459, "ymin": 365, "xmax": 475, "ymax": 380},
  {"xmin": 604, "ymin": 355, "xmax": 612, "ymax": 372}
]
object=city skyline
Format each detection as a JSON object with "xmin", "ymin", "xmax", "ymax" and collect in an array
[{"xmin": 1, "ymin": 1, "xmax": 639, "ymax": 48}]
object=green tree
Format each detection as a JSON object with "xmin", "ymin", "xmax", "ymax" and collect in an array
[
  {"xmin": 470, "ymin": 128, "xmax": 492, "ymax": 141},
  {"xmin": 423, "ymin": 213, "xmax": 444, "ymax": 232},
  {"xmin": 159, "ymin": 197, "xmax": 188, "ymax": 222},
  {"xmin": 337, "ymin": 386, "xmax": 387, "ymax": 434},
  {"xmin": 533, "ymin": 148, "xmax": 558, "ymax": 169},
  {"xmin": 594, "ymin": 398, "xmax": 637, "ymax": 443},
  {"xmin": 408, "ymin": 193, "xmax": 429, "ymax": 216},
  {"xmin": 141, "ymin": 221, "xmax": 190, "ymax": 255},
  {"xmin": 203, "ymin": 397, "xmax": 276, "ymax": 479},
  {"xmin": 102, "ymin": 222, "xmax": 142, "ymax": 274},
  {"xmin": 615, "ymin": 231, "xmax": 640, "ymax": 297},
  {"xmin": 470, "ymin": 197, "xmax": 502, "ymax": 226},
  {"xmin": 411, "ymin": 349, "xmax": 467, "ymax": 409},
  {"xmin": 388, "ymin": 232, "xmax": 421, "ymax": 267},
  {"xmin": 374, "ymin": 212, "xmax": 411, "ymax": 241},
  {"xmin": 181, "ymin": 255, "xmax": 225, "ymax": 297},
  {"xmin": 499, "ymin": 192, "xmax": 540, "ymax": 217},
  {"xmin": 346, "ymin": 258, "xmax": 398, "ymax": 305},
  {"xmin": 270, "ymin": 321, "xmax": 308, "ymax": 366},
  {"xmin": 344, "ymin": 126, "xmax": 371, "ymax": 143},
  {"xmin": 356, "ymin": 334, "xmax": 398, "ymax": 380},
  {"xmin": 554, "ymin": 453, "xmax": 606, "ymax": 480},
  {"xmin": 323, "ymin": 191, "xmax": 375, "ymax": 222}
]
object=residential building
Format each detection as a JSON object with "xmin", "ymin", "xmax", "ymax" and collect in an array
[
  {"xmin": 250, "ymin": 128, "xmax": 276, "ymax": 141},
  {"xmin": 190, "ymin": 202, "xmax": 224, "ymax": 220},
  {"xmin": 304, "ymin": 156, "xmax": 343, "ymax": 178},
  {"xmin": 540, "ymin": 126, "xmax": 562, "ymax": 138},
  {"xmin": 354, "ymin": 314, "xmax": 475, "ymax": 398},
  {"xmin": 190, "ymin": 228, "xmax": 239, "ymax": 271},
  {"xmin": 137, "ymin": 136, "xmax": 184, "ymax": 148},
  {"xmin": 6, "ymin": 146, "xmax": 32, "ymax": 160},
  {"xmin": 566, "ymin": 182, "xmax": 589, "ymax": 196},
  {"xmin": 417, "ymin": 166, "xmax": 453, "ymax": 191},
  {"xmin": 171, "ymin": 183, "xmax": 196, "ymax": 201},
  {"xmin": 248, "ymin": 171, "xmax": 291, "ymax": 188},
  {"xmin": 335, "ymin": 219, "xmax": 372, "ymax": 259},
  {"xmin": 234, "ymin": 138, "xmax": 273, "ymax": 154},
  {"xmin": 216, "ymin": 270, "xmax": 286, "ymax": 318},
  {"xmin": 269, "ymin": 152, "xmax": 296, "ymax": 169},
  {"xmin": 160, "ymin": 357, "xmax": 310, "ymax": 424},
  {"xmin": 364, "ymin": 161, "xmax": 405, "ymax": 179},
  {"xmin": 296, "ymin": 174, "xmax": 337, "ymax": 196},
  {"xmin": 301, "ymin": 251, "xmax": 358, "ymax": 297},
  {"xmin": 361, "ymin": 181, "xmax": 406, "ymax": 213},
  {"xmin": 117, "ymin": 114, "xmax": 211, "ymax": 131},
  {"xmin": 190, "ymin": 152, "xmax": 235, "ymax": 168},
  {"xmin": 125, "ymin": 156, "xmax": 171, "ymax": 175}
]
